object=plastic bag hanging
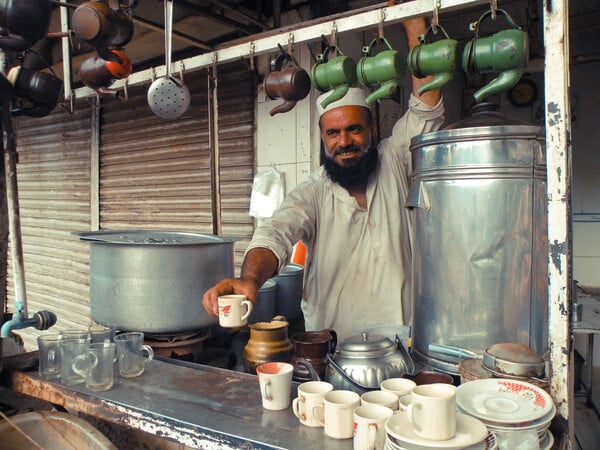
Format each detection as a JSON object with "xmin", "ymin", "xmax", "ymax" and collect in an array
[{"xmin": 249, "ymin": 166, "xmax": 285, "ymax": 218}]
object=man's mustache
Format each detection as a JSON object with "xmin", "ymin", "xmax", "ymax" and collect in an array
[{"xmin": 333, "ymin": 144, "xmax": 365, "ymax": 157}]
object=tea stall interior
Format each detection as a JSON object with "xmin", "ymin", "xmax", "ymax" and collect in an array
[{"xmin": 0, "ymin": 0, "xmax": 596, "ymax": 448}]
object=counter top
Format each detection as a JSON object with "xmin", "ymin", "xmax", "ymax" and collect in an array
[{"xmin": 3, "ymin": 357, "xmax": 354, "ymax": 449}]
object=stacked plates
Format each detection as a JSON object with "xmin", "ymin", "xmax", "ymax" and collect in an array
[
  {"xmin": 385, "ymin": 412, "xmax": 493, "ymax": 450},
  {"xmin": 456, "ymin": 379, "xmax": 556, "ymax": 449}
]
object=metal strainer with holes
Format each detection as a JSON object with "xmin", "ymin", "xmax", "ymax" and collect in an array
[{"xmin": 147, "ymin": 0, "xmax": 190, "ymax": 119}]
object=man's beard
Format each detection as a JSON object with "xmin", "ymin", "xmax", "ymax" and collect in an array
[{"xmin": 321, "ymin": 142, "xmax": 378, "ymax": 190}]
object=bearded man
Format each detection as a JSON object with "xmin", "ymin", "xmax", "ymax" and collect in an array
[{"xmin": 203, "ymin": 17, "xmax": 444, "ymax": 339}]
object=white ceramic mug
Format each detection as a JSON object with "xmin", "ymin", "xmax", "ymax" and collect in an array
[
  {"xmin": 353, "ymin": 404, "xmax": 394, "ymax": 450},
  {"xmin": 360, "ymin": 390, "xmax": 399, "ymax": 411},
  {"xmin": 406, "ymin": 383, "xmax": 457, "ymax": 441},
  {"xmin": 380, "ymin": 378, "xmax": 416, "ymax": 397},
  {"xmin": 218, "ymin": 294, "xmax": 253, "ymax": 327},
  {"xmin": 292, "ymin": 381, "xmax": 334, "ymax": 427},
  {"xmin": 256, "ymin": 362, "xmax": 294, "ymax": 410},
  {"xmin": 314, "ymin": 390, "xmax": 361, "ymax": 439}
]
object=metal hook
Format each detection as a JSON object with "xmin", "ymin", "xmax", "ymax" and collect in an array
[
  {"xmin": 122, "ymin": 76, "xmax": 129, "ymax": 100},
  {"xmin": 490, "ymin": 0, "xmax": 498, "ymax": 20},
  {"xmin": 179, "ymin": 60, "xmax": 185, "ymax": 82},
  {"xmin": 330, "ymin": 22, "xmax": 338, "ymax": 48},
  {"xmin": 432, "ymin": 0, "xmax": 441, "ymax": 33},
  {"xmin": 248, "ymin": 42, "xmax": 255, "ymax": 71},
  {"xmin": 150, "ymin": 66, "xmax": 156, "ymax": 82},
  {"xmin": 378, "ymin": 9, "xmax": 386, "ymax": 39},
  {"xmin": 287, "ymin": 33, "xmax": 294, "ymax": 58}
]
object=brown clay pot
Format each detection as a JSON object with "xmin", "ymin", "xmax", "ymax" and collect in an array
[
  {"xmin": 402, "ymin": 370, "xmax": 455, "ymax": 386},
  {"xmin": 291, "ymin": 329, "xmax": 337, "ymax": 381},
  {"xmin": 243, "ymin": 318, "xmax": 293, "ymax": 374}
]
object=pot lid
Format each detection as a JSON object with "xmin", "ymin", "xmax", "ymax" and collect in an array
[
  {"xmin": 443, "ymin": 102, "xmax": 528, "ymax": 130},
  {"xmin": 72, "ymin": 230, "xmax": 238, "ymax": 245},
  {"xmin": 338, "ymin": 332, "xmax": 394, "ymax": 355},
  {"xmin": 482, "ymin": 342, "xmax": 545, "ymax": 378}
]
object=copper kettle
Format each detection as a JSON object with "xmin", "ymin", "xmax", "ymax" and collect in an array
[
  {"xmin": 263, "ymin": 51, "xmax": 311, "ymax": 116},
  {"xmin": 79, "ymin": 49, "xmax": 132, "ymax": 92},
  {"xmin": 72, "ymin": 0, "xmax": 134, "ymax": 63}
]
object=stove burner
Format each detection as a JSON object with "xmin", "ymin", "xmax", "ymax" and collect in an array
[{"xmin": 144, "ymin": 329, "xmax": 210, "ymax": 363}]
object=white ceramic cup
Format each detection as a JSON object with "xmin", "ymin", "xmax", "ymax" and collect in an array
[
  {"xmin": 292, "ymin": 381, "xmax": 334, "ymax": 427},
  {"xmin": 353, "ymin": 404, "xmax": 394, "ymax": 450},
  {"xmin": 406, "ymin": 383, "xmax": 457, "ymax": 441},
  {"xmin": 360, "ymin": 390, "xmax": 399, "ymax": 411},
  {"xmin": 314, "ymin": 390, "xmax": 361, "ymax": 439},
  {"xmin": 398, "ymin": 393, "xmax": 411, "ymax": 411},
  {"xmin": 380, "ymin": 378, "xmax": 416, "ymax": 397},
  {"xmin": 256, "ymin": 362, "xmax": 294, "ymax": 410},
  {"xmin": 38, "ymin": 334, "xmax": 62, "ymax": 380},
  {"xmin": 114, "ymin": 332, "xmax": 154, "ymax": 378},
  {"xmin": 218, "ymin": 294, "xmax": 253, "ymax": 327}
]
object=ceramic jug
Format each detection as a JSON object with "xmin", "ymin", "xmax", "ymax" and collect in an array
[
  {"xmin": 72, "ymin": 1, "xmax": 134, "ymax": 63},
  {"xmin": 7, "ymin": 66, "xmax": 63, "ymax": 117},
  {"xmin": 462, "ymin": 9, "xmax": 528, "ymax": 102},
  {"xmin": 406, "ymin": 26, "xmax": 458, "ymax": 95},
  {"xmin": 0, "ymin": 0, "xmax": 52, "ymax": 52},
  {"xmin": 80, "ymin": 49, "xmax": 132, "ymax": 91},
  {"xmin": 356, "ymin": 38, "xmax": 405, "ymax": 104},
  {"xmin": 263, "ymin": 52, "xmax": 311, "ymax": 116},
  {"xmin": 291, "ymin": 329, "xmax": 337, "ymax": 382},
  {"xmin": 310, "ymin": 46, "xmax": 357, "ymax": 109},
  {"xmin": 243, "ymin": 317, "xmax": 294, "ymax": 374}
]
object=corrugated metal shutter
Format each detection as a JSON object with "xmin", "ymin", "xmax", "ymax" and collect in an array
[
  {"xmin": 216, "ymin": 63, "xmax": 256, "ymax": 268},
  {"xmin": 99, "ymin": 61, "xmax": 255, "ymax": 268},
  {"xmin": 6, "ymin": 62, "xmax": 255, "ymax": 350},
  {"xmin": 7, "ymin": 104, "xmax": 93, "ymax": 350}
]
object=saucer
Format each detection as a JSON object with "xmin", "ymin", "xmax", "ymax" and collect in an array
[
  {"xmin": 386, "ymin": 413, "xmax": 488, "ymax": 449},
  {"xmin": 456, "ymin": 379, "xmax": 553, "ymax": 424},
  {"xmin": 540, "ymin": 430, "xmax": 554, "ymax": 450}
]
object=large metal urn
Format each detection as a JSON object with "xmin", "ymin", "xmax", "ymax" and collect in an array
[
  {"xmin": 74, "ymin": 230, "xmax": 236, "ymax": 334},
  {"xmin": 407, "ymin": 104, "xmax": 548, "ymax": 374}
]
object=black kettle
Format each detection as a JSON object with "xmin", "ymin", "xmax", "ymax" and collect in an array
[
  {"xmin": 7, "ymin": 66, "xmax": 63, "ymax": 117},
  {"xmin": 0, "ymin": 0, "xmax": 53, "ymax": 52}
]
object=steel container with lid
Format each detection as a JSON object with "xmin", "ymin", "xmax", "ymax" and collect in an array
[
  {"xmin": 407, "ymin": 103, "xmax": 548, "ymax": 374},
  {"xmin": 325, "ymin": 332, "xmax": 414, "ymax": 393}
]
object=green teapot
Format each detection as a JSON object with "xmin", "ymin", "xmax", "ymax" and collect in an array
[
  {"xmin": 406, "ymin": 26, "xmax": 457, "ymax": 95},
  {"xmin": 310, "ymin": 46, "xmax": 357, "ymax": 109},
  {"xmin": 462, "ymin": 9, "xmax": 529, "ymax": 102},
  {"xmin": 356, "ymin": 38, "xmax": 405, "ymax": 104}
]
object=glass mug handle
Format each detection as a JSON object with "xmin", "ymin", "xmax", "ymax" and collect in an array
[
  {"xmin": 72, "ymin": 352, "xmax": 98, "ymax": 378},
  {"xmin": 140, "ymin": 344, "xmax": 154, "ymax": 365}
]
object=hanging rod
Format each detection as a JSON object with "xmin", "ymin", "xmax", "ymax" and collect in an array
[{"xmin": 71, "ymin": 0, "xmax": 489, "ymax": 99}]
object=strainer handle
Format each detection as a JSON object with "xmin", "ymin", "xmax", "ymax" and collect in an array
[{"xmin": 164, "ymin": 0, "xmax": 173, "ymax": 77}]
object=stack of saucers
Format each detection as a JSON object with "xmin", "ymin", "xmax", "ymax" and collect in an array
[
  {"xmin": 385, "ymin": 412, "xmax": 495, "ymax": 450},
  {"xmin": 455, "ymin": 379, "xmax": 556, "ymax": 450}
]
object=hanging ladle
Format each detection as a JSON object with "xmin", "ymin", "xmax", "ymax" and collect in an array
[{"xmin": 147, "ymin": 0, "xmax": 190, "ymax": 119}]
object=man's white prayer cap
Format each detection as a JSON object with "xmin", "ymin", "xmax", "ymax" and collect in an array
[{"xmin": 316, "ymin": 87, "xmax": 370, "ymax": 117}]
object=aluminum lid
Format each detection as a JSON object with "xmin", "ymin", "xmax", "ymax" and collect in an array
[
  {"xmin": 482, "ymin": 342, "xmax": 546, "ymax": 378},
  {"xmin": 72, "ymin": 230, "xmax": 238, "ymax": 245},
  {"xmin": 338, "ymin": 332, "xmax": 395, "ymax": 355}
]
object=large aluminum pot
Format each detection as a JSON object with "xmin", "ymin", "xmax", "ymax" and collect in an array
[
  {"xmin": 74, "ymin": 230, "xmax": 237, "ymax": 333},
  {"xmin": 407, "ymin": 105, "xmax": 548, "ymax": 374}
]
